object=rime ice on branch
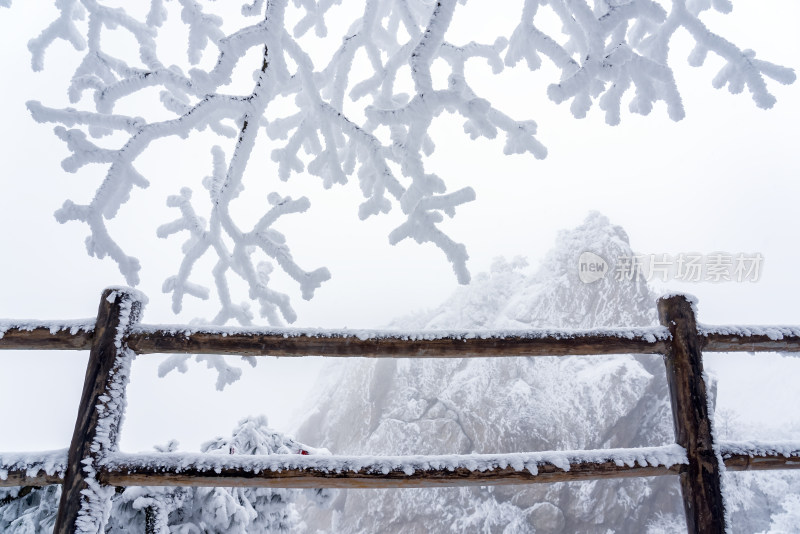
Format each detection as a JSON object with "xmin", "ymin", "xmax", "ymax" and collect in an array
[{"xmin": 26, "ymin": 0, "xmax": 795, "ymax": 328}]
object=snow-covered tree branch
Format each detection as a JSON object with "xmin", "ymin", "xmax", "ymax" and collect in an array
[{"xmin": 23, "ymin": 0, "xmax": 794, "ymax": 333}]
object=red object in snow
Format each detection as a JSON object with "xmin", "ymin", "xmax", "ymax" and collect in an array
[{"xmin": 300, "ymin": 449, "xmax": 309, "ymax": 455}]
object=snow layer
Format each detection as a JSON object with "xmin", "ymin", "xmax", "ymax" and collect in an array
[
  {"xmin": 658, "ymin": 291, "xmax": 700, "ymax": 316},
  {"xmin": 699, "ymin": 324, "xmax": 800, "ymax": 342},
  {"xmin": 718, "ymin": 440, "xmax": 800, "ymax": 459},
  {"xmin": 0, "ymin": 450, "xmax": 67, "ymax": 482},
  {"xmin": 105, "ymin": 444, "xmax": 687, "ymax": 479},
  {"xmin": 0, "ymin": 320, "xmax": 93, "ymax": 339},
  {"xmin": 133, "ymin": 323, "xmax": 670, "ymax": 342}
]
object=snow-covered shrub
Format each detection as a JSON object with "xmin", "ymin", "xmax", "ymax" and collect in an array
[{"xmin": 0, "ymin": 416, "xmax": 330, "ymax": 533}]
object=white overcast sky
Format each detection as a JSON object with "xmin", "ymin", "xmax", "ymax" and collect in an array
[{"xmin": 0, "ymin": 2, "xmax": 798, "ymax": 453}]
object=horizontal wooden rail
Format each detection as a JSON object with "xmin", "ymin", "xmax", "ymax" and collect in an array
[
  {"xmin": 0, "ymin": 322, "xmax": 93, "ymax": 351},
  {"xmin": 3, "ymin": 446, "xmax": 686, "ymax": 489},
  {"xmin": 700, "ymin": 326, "xmax": 800, "ymax": 353},
  {"xmin": 101, "ymin": 447, "xmax": 686, "ymax": 489},
  {"xmin": 1, "ymin": 322, "xmax": 672, "ymax": 356},
  {"xmin": 4, "ymin": 442, "xmax": 799, "ymax": 489},
  {"xmin": 125, "ymin": 326, "xmax": 671, "ymax": 357},
  {"xmin": 719, "ymin": 440, "xmax": 800, "ymax": 471},
  {"xmin": 0, "ymin": 449, "xmax": 67, "ymax": 487},
  {"xmin": 5, "ymin": 323, "xmax": 800, "ymax": 356}
]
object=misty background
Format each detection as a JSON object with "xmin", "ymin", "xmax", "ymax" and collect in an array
[{"xmin": 0, "ymin": 0, "xmax": 798, "ymax": 466}]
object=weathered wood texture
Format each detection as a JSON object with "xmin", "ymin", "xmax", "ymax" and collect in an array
[
  {"xmin": 0, "ymin": 471, "xmax": 64, "ymax": 487},
  {"xmin": 6, "ymin": 445, "xmax": 799, "ymax": 489},
  {"xmin": 701, "ymin": 332, "xmax": 800, "ymax": 352},
  {"xmin": 658, "ymin": 295, "xmax": 726, "ymax": 534},
  {"xmin": 723, "ymin": 452, "xmax": 800, "ymax": 471},
  {"xmin": 5, "ymin": 325, "xmax": 800, "ymax": 355},
  {"xmin": 125, "ymin": 328, "xmax": 669, "ymax": 357},
  {"xmin": 54, "ymin": 289, "xmax": 143, "ymax": 534},
  {"xmin": 101, "ymin": 458, "xmax": 682, "ymax": 489},
  {"xmin": 0, "ymin": 326, "xmax": 93, "ymax": 350}
]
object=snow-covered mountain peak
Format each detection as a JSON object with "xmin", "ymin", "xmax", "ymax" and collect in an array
[
  {"xmin": 394, "ymin": 211, "xmax": 657, "ymax": 331},
  {"xmin": 518, "ymin": 211, "xmax": 657, "ymax": 329}
]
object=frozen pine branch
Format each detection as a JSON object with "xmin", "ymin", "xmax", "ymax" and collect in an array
[{"xmin": 24, "ymin": 1, "xmax": 794, "ymax": 346}]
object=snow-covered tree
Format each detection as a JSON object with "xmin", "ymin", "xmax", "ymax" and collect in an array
[
  {"xmin": 0, "ymin": 485, "xmax": 61, "ymax": 533},
  {"xmin": 16, "ymin": 0, "xmax": 795, "ymax": 335},
  {"xmin": 0, "ymin": 416, "xmax": 331, "ymax": 533}
]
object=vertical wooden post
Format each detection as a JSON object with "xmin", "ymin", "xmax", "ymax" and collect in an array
[
  {"xmin": 55, "ymin": 288, "xmax": 144, "ymax": 534},
  {"xmin": 658, "ymin": 294, "xmax": 726, "ymax": 534}
]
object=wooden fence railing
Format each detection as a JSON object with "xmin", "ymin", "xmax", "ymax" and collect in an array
[{"xmin": 1, "ymin": 287, "xmax": 800, "ymax": 533}]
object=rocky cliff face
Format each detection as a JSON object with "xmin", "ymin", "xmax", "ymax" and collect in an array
[{"xmin": 296, "ymin": 213, "xmax": 685, "ymax": 533}]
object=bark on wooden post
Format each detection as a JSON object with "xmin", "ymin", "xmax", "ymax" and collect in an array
[
  {"xmin": 657, "ymin": 294, "xmax": 726, "ymax": 534},
  {"xmin": 54, "ymin": 288, "xmax": 144, "ymax": 534}
]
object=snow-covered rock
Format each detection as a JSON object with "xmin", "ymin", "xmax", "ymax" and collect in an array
[{"xmin": 296, "ymin": 212, "xmax": 684, "ymax": 533}]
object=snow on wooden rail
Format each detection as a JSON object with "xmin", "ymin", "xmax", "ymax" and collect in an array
[
  {"xmin": 100, "ymin": 446, "xmax": 686, "ymax": 488},
  {"xmin": 5, "ymin": 442, "xmax": 799, "ymax": 489},
  {"xmin": 2, "ymin": 446, "xmax": 688, "ymax": 489},
  {"xmin": 0, "ymin": 320, "xmax": 673, "ymax": 355},
  {"xmin": 0, "ymin": 450, "xmax": 67, "ymax": 487},
  {"xmin": 719, "ymin": 440, "xmax": 800, "ymax": 471},
  {"xmin": 126, "ymin": 325, "xmax": 674, "ymax": 357},
  {"xmin": 2, "ymin": 288, "xmax": 800, "ymax": 534},
  {"xmin": 699, "ymin": 325, "xmax": 800, "ymax": 352},
  {"xmin": 0, "ymin": 320, "xmax": 94, "ymax": 350},
  {"xmin": 4, "ymin": 321, "xmax": 800, "ymax": 356}
]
